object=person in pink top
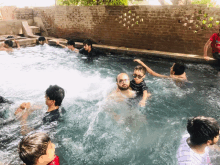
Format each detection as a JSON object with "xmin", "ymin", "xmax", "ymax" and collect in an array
[{"xmin": 204, "ymin": 29, "xmax": 220, "ymax": 62}]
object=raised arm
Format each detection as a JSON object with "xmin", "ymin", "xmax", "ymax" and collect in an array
[
  {"xmin": 56, "ymin": 40, "xmax": 67, "ymax": 48},
  {"xmin": 134, "ymin": 59, "xmax": 169, "ymax": 78},
  {"xmin": 204, "ymin": 39, "xmax": 212, "ymax": 61}
]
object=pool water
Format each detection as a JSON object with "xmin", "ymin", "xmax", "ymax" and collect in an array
[{"xmin": 0, "ymin": 45, "xmax": 220, "ymax": 165}]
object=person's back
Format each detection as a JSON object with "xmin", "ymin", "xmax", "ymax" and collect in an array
[{"xmin": 176, "ymin": 116, "xmax": 220, "ymax": 165}]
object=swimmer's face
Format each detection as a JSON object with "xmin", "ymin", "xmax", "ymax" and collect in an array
[
  {"xmin": 38, "ymin": 141, "xmax": 56, "ymax": 164},
  {"xmin": 84, "ymin": 44, "xmax": 90, "ymax": 51},
  {"xmin": 117, "ymin": 74, "xmax": 130, "ymax": 90},
  {"xmin": 45, "ymin": 95, "xmax": 55, "ymax": 106},
  {"xmin": 39, "ymin": 41, "xmax": 45, "ymax": 45},
  {"xmin": 170, "ymin": 63, "xmax": 175, "ymax": 75},
  {"xmin": 4, "ymin": 43, "xmax": 9, "ymax": 48},
  {"xmin": 67, "ymin": 45, "xmax": 74, "ymax": 49},
  {"xmin": 133, "ymin": 70, "xmax": 145, "ymax": 84}
]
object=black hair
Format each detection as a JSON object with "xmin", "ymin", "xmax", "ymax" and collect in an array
[
  {"xmin": 38, "ymin": 36, "xmax": 46, "ymax": 41},
  {"xmin": 134, "ymin": 65, "xmax": 147, "ymax": 75},
  {"xmin": 173, "ymin": 62, "xmax": 185, "ymax": 75},
  {"xmin": 4, "ymin": 40, "xmax": 13, "ymax": 47},
  {"xmin": 67, "ymin": 40, "xmax": 75, "ymax": 47},
  {"xmin": 83, "ymin": 39, "xmax": 92, "ymax": 48},
  {"xmin": 45, "ymin": 85, "xmax": 65, "ymax": 106},
  {"xmin": 19, "ymin": 132, "xmax": 51, "ymax": 165},
  {"xmin": 6, "ymin": 36, "xmax": 14, "ymax": 39},
  {"xmin": 187, "ymin": 116, "xmax": 219, "ymax": 145}
]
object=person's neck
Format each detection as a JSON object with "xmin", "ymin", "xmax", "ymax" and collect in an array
[
  {"xmin": 88, "ymin": 47, "xmax": 92, "ymax": 53},
  {"xmin": 70, "ymin": 47, "xmax": 75, "ymax": 51},
  {"xmin": 187, "ymin": 138, "xmax": 207, "ymax": 154},
  {"xmin": 47, "ymin": 105, "xmax": 59, "ymax": 112},
  {"xmin": 120, "ymin": 89, "xmax": 131, "ymax": 95}
]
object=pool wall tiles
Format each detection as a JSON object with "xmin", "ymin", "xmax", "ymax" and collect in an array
[{"xmin": 1, "ymin": 5, "xmax": 219, "ymax": 56}]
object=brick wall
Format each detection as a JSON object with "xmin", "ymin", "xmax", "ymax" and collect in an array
[{"xmin": 9, "ymin": 5, "xmax": 220, "ymax": 56}]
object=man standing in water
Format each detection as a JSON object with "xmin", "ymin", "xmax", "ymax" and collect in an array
[
  {"xmin": 108, "ymin": 73, "xmax": 135, "ymax": 102},
  {"xmin": 204, "ymin": 28, "xmax": 220, "ymax": 63},
  {"xmin": 79, "ymin": 39, "xmax": 105, "ymax": 57},
  {"xmin": 177, "ymin": 116, "xmax": 220, "ymax": 164}
]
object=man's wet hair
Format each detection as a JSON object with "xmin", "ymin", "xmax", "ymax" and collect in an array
[
  {"xmin": 18, "ymin": 132, "xmax": 51, "ymax": 165},
  {"xmin": 67, "ymin": 40, "xmax": 75, "ymax": 47},
  {"xmin": 83, "ymin": 39, "xmax": 92, "ymax": 48},
  {"xmin": 6, "ymin": 36, "xmax": 14, "ymax": 39},
  {"xmin": 134, "ymin": 65, "xmax": 147, "ymax": 75},
  {"xmin": 173, "ymin": 62, "xmax": 185, "ymax": 75},
  {"xmin": 4, "ymin": 40, "xmax": 13, "ymax": 47},
  {"xmin": 38, "ymin": 36, "xmax": 46, "ymax": 42},
  {"xmin": 45, "ymin": 85, "xmax": 65, "ymax": 106},
  {"xmin": 187, "ymin": 116, "xmax": 219, "ymax": 145}
]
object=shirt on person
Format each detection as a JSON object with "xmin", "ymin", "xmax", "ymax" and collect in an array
[
  {"xmin": 42, "ymin": 109, "xmax": 61, "ymax": 124},
  {"xmin": 176, "ymin": 134, "xmax": 212, "ymax": 165},
  {"xmin": 79, "ymin": 48, "xmax": 104, "ymax": 57},
  {"xmin": 130, "ymin": 79, "xmax": 148, "ymax": 97},
  {"xmin": 210, "ymin": 33, "xmax": 220, "ymax": 53}
]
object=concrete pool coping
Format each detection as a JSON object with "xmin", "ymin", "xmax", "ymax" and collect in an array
[
  {"xmin": 0, "ymin": 35, "xmax": 216, "ymax": 64},
  {"xmin": 73, "ymin": 42, "xmax": 217, "ymax": 64}
]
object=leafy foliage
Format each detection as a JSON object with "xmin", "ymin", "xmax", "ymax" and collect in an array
[
  {"xmin": 57, "ymin": 0, "xmax": 128, "ymax": 6},
  {"xmin": 191, "ymin": 0, "xmax": 215, "ymax": 7}
]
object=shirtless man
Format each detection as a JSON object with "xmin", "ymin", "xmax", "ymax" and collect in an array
[{"xmin": 108, "ymin": 73, "xmax": 135, "ymax": 102}]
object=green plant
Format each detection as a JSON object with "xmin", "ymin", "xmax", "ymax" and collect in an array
[
  {"xmin": 57, "ymin": 0, "xmax": 128, "ymax": 6},
  {"xmin": 191, "ymin": 0, "xmax": 215, "ymax": 7}
]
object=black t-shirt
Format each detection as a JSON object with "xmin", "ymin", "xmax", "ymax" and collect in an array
[
  {"xmin": 79, "ymin": 48, "xmax": 104, "ymax": 57},
  {"xmin": 42, "ymin": 109, "xmax": 60, "ymax": 124},
  {"xmin": 130, "ymin": 79, "xmax": 148, "ymax": 97}
]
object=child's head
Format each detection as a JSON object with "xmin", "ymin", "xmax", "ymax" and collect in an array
[
  {"xmin": 187, "ymin": 116, "xmax": 220, "ymax": 146},
  {"xmin": 45, "ymin": 85, "xmax": 65, "ymax": 107},
  {"xmin": 4, "ymin": 40, "xmax": 13, "ymax": 48},
  {"xmin": 38, "ymin": 36, "xmax": 46, "ymax": 45},
  {"xmin": 18, "ymin": 132, "xmax": 55, "ymax": 165},
  {"xmin": 133, "ymin": 65, "xmax": 146, "ymax": 84},
  {"xmin": 170, "ymin": 62, "xmax": 185, "ymax": 75},
  {"xmin": 67, "ymin": 39, "xmax": 75, "ymax": 49}
]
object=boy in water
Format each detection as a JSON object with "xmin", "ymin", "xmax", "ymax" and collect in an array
[
  {"xmin": 56, "ymin": 39, "xmax": 79, "ymax": 52},
  {"xmin": 19, "ymin": 132, "xmax": 60, "ymax": 165},
  {"xmin": 0, "ymin": 39, "xmax": 20, "ymax": 51},
  {"xmin": 177, "ymin": 116, "xmax": 220, "ymax": 164},
  {"xmin": 38, "ymin": 36, "xmax": 48, "ymax": 45},
  {"xmin": 130, "ymin": 65, "xmax": 151, "ymax": 107},
  {"xmin": 14, "ymin": 85, "xmax": 65, "ymax": 135},
  {"xmin": 134, "ymin": 59, "xmax": 187, "ymax": 86}
]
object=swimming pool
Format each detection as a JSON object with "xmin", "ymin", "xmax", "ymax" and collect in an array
[{"xmin": 0, "ymin": 45, "xmax": 220, "ymax": 165}]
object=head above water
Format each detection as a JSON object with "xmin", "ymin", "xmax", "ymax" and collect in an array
[
  {"xmin": 38, "ymin": 36, "xmax": 46, "ymax": 45},
  {"xmin": 170, "ymin": 62, "xmax": 185, "ymax": 75},
  {"xmin": 116, "ymin": 73, "xmax": 130, "ymax": 91},
  {"xmin": 67, "ymin": 40, "xmax": 75, "ymax": 47},
  {"xmin": 83, "ymin": 39, "xmax": 92, "ymax": 51},
  {"xmin": 18, "ymin": 132, "xmax": 55, "ymax": 165},
  {"xmin": 4, "ymin": 40, "xmax": 13, "ymax": 48},
  {"xmin": 45, "ymin": 85, "xmax": 65, "ymax": 106},
  {"xmin": 187, "ymin": 116, "xmax": 219, "ymax": 146}
]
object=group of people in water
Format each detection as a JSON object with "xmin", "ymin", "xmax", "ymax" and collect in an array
[{"xmin": 0, "ymin": 33, "xmax": 220, "ymax": 165}]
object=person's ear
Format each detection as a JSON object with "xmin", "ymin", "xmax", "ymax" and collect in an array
[
  {"xmin": 206, "ymin": 140, "xmax": 212, "ymax": 146},
  {"xmin": 38, "ymin": 155, "xmax": 45, "ymax": 164},
  {"xmin": 52, "ymin": 100, "xmax": 56, "ymax": 106}
]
